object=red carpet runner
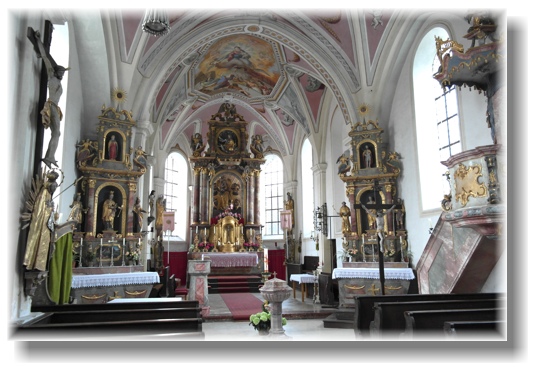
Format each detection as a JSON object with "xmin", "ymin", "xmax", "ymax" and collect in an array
[{"xmin": 220, "ymin": 293, "xmax": 265, "ymax": 320}]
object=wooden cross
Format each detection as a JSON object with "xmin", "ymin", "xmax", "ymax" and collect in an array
[{"xmin": 354, "ymin": 179, "xmax": 396, "ymax": 295}]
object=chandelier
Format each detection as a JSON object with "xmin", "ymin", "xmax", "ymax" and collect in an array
[{"xmin": 142, "ymin": 9, "xmax": 170, "ymax": 37}]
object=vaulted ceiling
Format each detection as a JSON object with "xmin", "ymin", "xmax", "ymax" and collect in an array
[{"xmin": 71, "ymin": 9, "xmax": 425, "ymax": 157}]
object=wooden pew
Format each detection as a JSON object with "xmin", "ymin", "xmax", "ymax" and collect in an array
[
  {"xmin": 443, "ymin": 320, "xmax": 505, "ymax": 338},
  {"xmin": 403, "ymin": 308, "xmax": 504, "ymax": 339},
  {"xmin": 354, "ymin": 292, "xmax": 503, "ymax": 338},
  {"xmin": 16, "ymin": 316, "xmax": 204, "ymax": 338},
  {"xmin": 32, "ymin": 300, "xmax": 198, "ymax": 312},
  {"xmin": 370, "ymin": 298, "xmax": 501, "ymax": 337},
  {"xmin": 22, "ymin": 299, "xmax": 203, "ymax": 337}
]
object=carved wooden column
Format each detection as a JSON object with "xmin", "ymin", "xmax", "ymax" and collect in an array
[
  {"xmin": 85, "ymin": 179, "xmax": 97, "ymax": 238},
  {"xmin": 200, "ymin": 167, "xmax": 209, "ymax": 224},
  {"xmin": 246, "ymin": 172, "xmax": 253, "ymax": 224},
  {"xmin": 254, "ymin": 169, "xmax": 261, "ymax": 225},
  {"xmin": 191, "ymin": 167, "xmax": 200, "ymax": 225},
  {"xmin": 126, "ymin": 182, "xmax": 137, "ymax": 237},
  {"xmin": 384, "ymin": 184, "xmax": 394, "ymax": 233}
]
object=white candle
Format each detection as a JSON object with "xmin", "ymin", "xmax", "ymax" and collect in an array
[
  {"xmin": 138, "ymin": 237, "xmax": 141, "ymax": 246},
  {"xmin": 123, "ymin": 238, "xmax": 125, "ymax": 247},
  {"xmin": 196, "ymin": 227, "xmax": 198, "ymax": 233},
  {"xmin": 362, "ymin": 235, "xmax": 365, "ymax": 245},
  {"xmin": 80, "ymin": 237, "xmax": 83, "ymax": 248}
]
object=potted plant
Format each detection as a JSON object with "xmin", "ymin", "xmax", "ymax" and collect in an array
[
  {"xmin": 249, "ymin": 302, "xmax": 287, "ymax": 335},
  {"xmin": 125, "ymin": 249, "xmax": 140, "ymax": 265},
  {"xmin": 85, "ymin": 249, "xmax": 96, "ymax": 267}
]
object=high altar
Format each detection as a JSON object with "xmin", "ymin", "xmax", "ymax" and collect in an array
[{"xmin": 187, "ymin": 102, "xmax": 266, "ymax": 275}]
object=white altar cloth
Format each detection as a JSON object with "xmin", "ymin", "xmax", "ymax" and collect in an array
[
  {"xmin": 201, "ymin": 252, "xmax": 258, "ymax": 267},
  {"xmin": 71, "ymin": 272, "xmax": 160, "ymax": 289},
  {"xmin": 332, "ymin": 267, "xmax": 415, "ymax": 280},
  {"xmin": 290, "ymin": 274, "xmax": 317, "ymax": 284}
]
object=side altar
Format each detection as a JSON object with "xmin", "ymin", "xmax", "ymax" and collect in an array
[
  {"xmin": 186, "ymin": 103, "xmax": 266, "ymax": 276},
  {"xmin": 332, "ymin": 105, "xmax": 414, "ymax": 299}
]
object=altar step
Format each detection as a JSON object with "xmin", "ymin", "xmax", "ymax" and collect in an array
[
  {"xmin": 208, "ymin": 275, "xmax": 263, "ymax": 293},
  {"xmin": 322, "ymin": 307, "xmax": 355, "ymax": 329}
]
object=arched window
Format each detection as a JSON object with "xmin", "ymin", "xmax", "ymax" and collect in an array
[
  {"xmin": 301, "ymin": 138, "xmax": 313, "ymax": 237},
  {"xmin": 164, "ymin": 151, "xmax": 188, "ymax": 240},
  {"xmin": 261, "ymin": 154, "xmax": 284, "ymax": 238},
  {"xmin": 413, "ymin": 26, "xmax": 462, "ymax": 211}
]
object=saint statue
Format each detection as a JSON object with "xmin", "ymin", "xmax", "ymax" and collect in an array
[
  {"xmin": 102, "ymin": 191, "xmax": 121, "ymax": 230},
  {"xmin": 67, "ymin": 192, "xmax": 88, "ymax": 232},
  {"xmin": 132, "ymin": 197, "xmax": 147, "ymax": 233},
  {"xmin": 284, "ymin": 192, "xmax": 295, "ymax": 230},
  {"xmin": 107, "ymin": 134, "xmax": 118, "ymax": 160},
  {"xmin": 338, "ymin": 201, "xmax": 351, "ymax": 233}
]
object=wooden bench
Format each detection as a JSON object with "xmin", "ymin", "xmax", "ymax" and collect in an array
[
  {"xmin": 32, "ymin": 300, "xmax": 198, "ymax": 312},
  {"xmin": 16, "ymin": 315, "xmax": 204, "ymax": 338},
  {"xmin": 403, "ymin": 308, "xmax": 504, "ymax": 339},
  {"xmin": 370, "ymin": 298, "xmax": 501, "ymax": 337},
  {"xmin": 22, "ymin": 299, "xmax": 203, "ymax": 336},
  {"xmin": 353, "ymin": 292, "xmax": 503, "ymax": 338},
  {"xmin": 443, "ymin": 320, "xmax": 505, "ymax": 338}
]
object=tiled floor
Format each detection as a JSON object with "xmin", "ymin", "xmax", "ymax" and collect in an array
[{"xmin": 201, "ymin": 288, "xmax": 355, "ymax": 341}]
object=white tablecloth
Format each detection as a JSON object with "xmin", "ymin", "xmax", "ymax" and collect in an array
[
  {"xmin": 332, "ymin": 268, "xmax": 415, "ymax": 280},
  {"xmin": 290, "ymin": 274, "xmax": 317, "ymax": 284},
  {"xmin": 201, "ymin": 252, "xmax": 258, "ymax": 267},
  {"xmin": 71, "ymin": 272, "xmax": 160, "ymax": 289}
]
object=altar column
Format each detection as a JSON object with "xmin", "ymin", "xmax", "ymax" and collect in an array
[
  {"xmin": 191, "ymin": 167, "xmax": 201, "ymax": 225},
  {"xmin": 199, "ymin": 167, "xmax": 209, "ymax": 224},
  {"xmin": 126, "ymin": 182, "xmax": 137, "ymax": 237},
  {"xmin": 253, "ymin": 170, "xmax": 261, "ymax": 225},
  {"xmin": 384, "ymin": 184, "xmax": 394, "ymax": 233},
  {"xmin": 85, "ymin": 178, "xmax": 97, "ymax": 238},
  {"xmin": 246, "ymin": 171, "xmax": 254, "ymax": 224}
]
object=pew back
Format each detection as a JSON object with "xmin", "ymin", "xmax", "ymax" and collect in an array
[
  {"xmin": 371, "ymin": 298, "xmax": 501, "ymax": 337},
  {"xmin": 403, "ymin": 308, "xmax": 504, "ymax": 338},
  {"xmin": 443, "ymin": 320, "xmax": 505, "ymax": 338},
  {"xmin": 354, "ymin": 292, "xmax": 502, "ymax": 337}
]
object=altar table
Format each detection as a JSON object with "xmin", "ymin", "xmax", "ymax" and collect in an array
[
  {"xmin": 71, "ymin": 272, "xmax": 160, "ymax": 288},
  {"xmin": 289, "ymin": 274, "xmax": 317, "ymax": 302},
  {"xmin": 201, "ymin": 252, "xmax": 258, "ymax": 267},
  {"xmin": 332, "ymin": 268, "xmax": 415, "ymax": 307},
  {"xmin": 332, "ymin": 268, "xmax": 414, "ymax": 280},
  {"xmin": 70, "ymin": 272, "xmax": 160, "ymax": 304}
]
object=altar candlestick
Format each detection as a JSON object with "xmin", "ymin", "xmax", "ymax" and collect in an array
[{"xmin": 100, "ymin": 238, "xmax": 103, "ymax": 267}]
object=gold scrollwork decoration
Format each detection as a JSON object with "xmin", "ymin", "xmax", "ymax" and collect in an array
[
  {"xmin": 453, "ymin": 163, "xmax": 487, "ymax": 206},
  {"xmin": 384, "ymin": 285, "xmax": 402, "ymax": 291},
  {"xmin": 344, "ymin": 284, "xmax": 365, "ymax": 290},
  {"xmin": 125, "ymin": 289, "xmax": 147, "ymax": 298},
  {"xmin": 81, "ymin": 294, "xmax": 107, "ymax": 300}
]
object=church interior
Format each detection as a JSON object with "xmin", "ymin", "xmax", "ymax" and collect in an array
[{"xmin": 7, "ymin": 5, "xmax": 517, "ymax": 354}]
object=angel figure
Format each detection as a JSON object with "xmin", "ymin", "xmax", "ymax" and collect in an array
[{"xmin": 336, "ymin": 153, "xmax": 351, "ymax": 175}]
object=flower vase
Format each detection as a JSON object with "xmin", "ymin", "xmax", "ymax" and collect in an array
[{"xmin": 258, "ymin": 329, "xmax": 269, "ymax": 336}]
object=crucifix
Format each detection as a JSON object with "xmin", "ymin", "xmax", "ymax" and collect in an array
[{"xmin": 354, "ymin": 179, "xmax": 396, "ymax": 295}]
